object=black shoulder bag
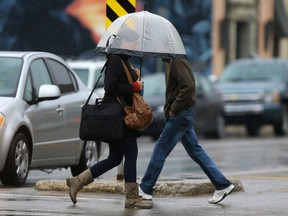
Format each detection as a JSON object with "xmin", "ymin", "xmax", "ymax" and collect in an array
[{"xmin": 79, "ymin": 59, "xmax": 125, "ymax": 143}]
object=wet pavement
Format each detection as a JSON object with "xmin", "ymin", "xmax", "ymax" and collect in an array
[{"xmin": 1, "ymin": 168, "xmax": 288, "ymax": 215}]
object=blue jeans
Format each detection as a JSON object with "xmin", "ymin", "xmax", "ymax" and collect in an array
[{"xmin": 140, "ymin": 107, "xmax": 231, "ymax": 195}]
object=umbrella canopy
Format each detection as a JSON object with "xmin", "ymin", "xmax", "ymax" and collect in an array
[{"xmin": 95, "ymin": 11, "xmax": 186, "ymax": 59}]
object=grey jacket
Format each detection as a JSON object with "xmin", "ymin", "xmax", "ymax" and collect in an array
[{"xmin": 164, "ymin": 58, "xmax": 196, "ymax": 119}]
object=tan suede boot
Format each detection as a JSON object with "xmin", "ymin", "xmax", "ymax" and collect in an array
[
  {"xmin": 66, "ymin": 169, "xmax": 94, "ymax": 204},
  {"xmin": 125, "ymin": 183, "xmax": 153, "ymax": 209}
]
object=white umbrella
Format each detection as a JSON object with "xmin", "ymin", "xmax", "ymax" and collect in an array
[{"xmin": 95, "ymin": 11, "xmax": 186, "ymax": 59}]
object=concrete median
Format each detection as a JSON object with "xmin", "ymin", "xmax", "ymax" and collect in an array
[{"xmin": 35, "ymin": 178, "xmax": 243, "ymax": 197}]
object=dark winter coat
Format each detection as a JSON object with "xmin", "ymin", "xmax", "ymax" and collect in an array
[
  {"xmin": 103, "ymin": 54, "xmax": 138, "ymax": 106},
  {"xmin": 164, "ymin": 58, "xmax": 196, "ymax": 119}
]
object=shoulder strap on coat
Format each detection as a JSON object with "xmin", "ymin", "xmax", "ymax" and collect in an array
[
  {"xmin": 83, "ymin": 57, "xmax": 111, "ymax": 107},
  {"xmin": 121, "ymin": 60, "xmax": 133, "ymax": 84}
]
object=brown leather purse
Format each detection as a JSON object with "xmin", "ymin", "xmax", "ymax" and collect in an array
[{"xmin": 118, "ymin": 61, "xmax": 153, "ymax": 131}]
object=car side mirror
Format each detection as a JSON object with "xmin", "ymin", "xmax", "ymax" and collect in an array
[{"xmin": 38, "ymin": 84, "xmax": 61, "ymax": 102}]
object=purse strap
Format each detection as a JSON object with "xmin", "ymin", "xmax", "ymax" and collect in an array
[
  {"xmin": 121, "ymin": 60, "xmax": 134, "ymax": 84},
  {"xmin": 116, "ymin": 60, "xmax": 136, "ymax": 106},
  {"xmin": 83, "ymin": 57, "xmax": 110, "ymax": 107}
]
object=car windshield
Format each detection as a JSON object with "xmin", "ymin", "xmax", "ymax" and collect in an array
[
  {"xmin": 143, "ymin": 74, "xmax": 166, "ymax": 97},
  {"xmin": 219, "ymin": 63, "xmax": 284, "ymax": 83},
  {"xmin": 0, "ymin": 57, "xmax": 23, "ymax": 97}
]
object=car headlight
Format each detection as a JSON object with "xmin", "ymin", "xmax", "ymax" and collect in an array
[
  {"xmin": 264, "ymin": 90, "xmax": 280, "ymax": 103},
  {"xmin": 0, "ymin": 112, "xmax": 6, "ymax": 126}
]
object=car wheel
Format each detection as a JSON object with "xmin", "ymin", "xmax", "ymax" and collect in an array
[
  {"xmin": 70, "ymin": 141, "xmax": 101, "ymax": 176},
  {"xmin": 273, "ymin": 109, "xmax": 288, "ymax": 136},
  {"xmin": 207, "ymin": 114, "xmax": 226, "ymax": 139},
  {"xmin": 0, "ymin": 133, "xmax": 30, "ymax": 186},
  {"xmin": 246, "ymin": 124, "xmax": 260, "ymax": 136}
]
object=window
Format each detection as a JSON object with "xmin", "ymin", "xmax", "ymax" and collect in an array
[
  {"xmin": 30, "ymin": 59, "xmax": 52, "ymax": 97},
  {"xmin": 0, "ymin": 57, "xmax": 23, "ymax": 97},
  {"xmin": 143, "ymin": 74, "xmax": 166, "ymax": 97},
  {"xmin": 23, "ymin": 74, "xmax": 33, "ymax": 103},
  {"xmin": 93, "ymin": 67, "xmax": 105, "ymax": 88},
  {"xmin": 220, "ymin": 62, "xmax": 284, "ymax": 83},
  {"xmin": 73, "ymin": 68, "xmax": 89, "ymax": 86},
  {"xmin": 201, "ymin": 77, "xmax": 214, "ymax": 95},
  {"xmin": 196, "ymin": 75, "xmax": 214, "ymax": 97},
  {"xmin": 46, "ymin": 59, "xmax": 76, "ymax": 94}
]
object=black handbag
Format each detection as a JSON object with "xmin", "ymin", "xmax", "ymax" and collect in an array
[
  {"xmin": 79, "ymin": 99, "xmax": 125, "ymax": 143},
  {"xmin": 79, "ymin": 59, "xmax": 125, "ymax": 143}
]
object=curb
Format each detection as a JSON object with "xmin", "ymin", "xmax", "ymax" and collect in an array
[{"xmin": 35, "ymin": 178, "xmax": 244, "ymax": 197}]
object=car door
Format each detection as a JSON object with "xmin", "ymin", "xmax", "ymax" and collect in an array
[
  {"xmin": 25, "ymin": 58, "xmax": 66, "ymax": 166},
  {"xmin": 45, "ymin": 58, "xmax": 84, "ymax": 160},
  {"xmin": 195, "ymin": 75, "xmax": 220, "ymax": 132}
]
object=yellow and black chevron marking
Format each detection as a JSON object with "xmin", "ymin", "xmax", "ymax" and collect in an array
[{"xmin": 106, "ymin": 0, "xmax": 136, "ymax": 28}]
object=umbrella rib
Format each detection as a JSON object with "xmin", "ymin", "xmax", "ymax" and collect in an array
[{"xmin": 141, "ymin": 11, "xmax": 146, "ymax": 57}]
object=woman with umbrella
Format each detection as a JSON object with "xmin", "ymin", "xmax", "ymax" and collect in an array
[{"xmin": 66, "ymin": 26, "xmax": 152, "ymax": 209}]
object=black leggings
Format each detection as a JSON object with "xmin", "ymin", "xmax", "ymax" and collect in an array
[{"xmin": 89, "ymin": 134, "xmax": 138, "ymax": 182}]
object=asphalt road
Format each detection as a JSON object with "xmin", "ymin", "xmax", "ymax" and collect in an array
[{"xmin": 1, "ymin": 126, "xmax": 288, "ymax": 215}]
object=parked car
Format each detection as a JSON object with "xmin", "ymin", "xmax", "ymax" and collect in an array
[
  {"xmin": 141, "ymin": 72, "xmax": 225, "ymax": 140},
  {"xmin": 216, "ymin": 58, "xmax": 288, "ymax": 136},
  {"xmin": 66, "ymin": 59, "xmax": 106, "ymax": 90},
  {"xmin": 0, "ymin": 51, "xmax": 103, "ymax": 186}
]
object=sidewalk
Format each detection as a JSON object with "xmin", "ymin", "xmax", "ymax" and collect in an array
[{"xmin": 35, "ymin": 177, "xmax": 243, "ymax": 197}]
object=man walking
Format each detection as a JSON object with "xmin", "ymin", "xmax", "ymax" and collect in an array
[{"xmin": 139, "ymin": 57, "xmax": 235, "ymax": 205}]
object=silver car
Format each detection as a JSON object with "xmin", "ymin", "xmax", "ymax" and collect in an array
[{"xmin": 0, "ymin": 51, "xmax": 101, "ymax": 186}]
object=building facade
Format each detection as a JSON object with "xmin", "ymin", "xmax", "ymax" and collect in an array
[{"xmin": 212, "ymin": 0, "xmax": 288, "ymax": 76}]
